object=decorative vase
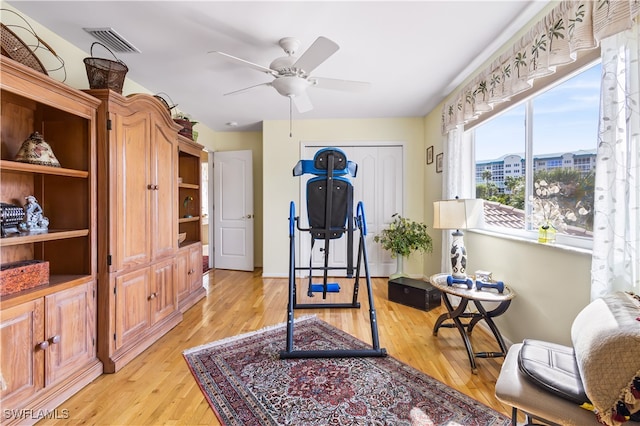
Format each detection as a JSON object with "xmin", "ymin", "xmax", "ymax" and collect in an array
[
  {"xmin": 450, "ymin": 231, "xmax": 467, "ymax": 279},
  {"xmin": 14, "ymin": 131, "xmax": 61, "ymax": 167},
  {"xmin": 538, "ymin": 223, "xmax": 556, "ymax": 244},
  {"xmin": 389, "ymin": 256, "xmax": 406, "ymax": 280}
]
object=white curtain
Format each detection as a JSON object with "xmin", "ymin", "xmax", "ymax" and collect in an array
[
  {"xmin": 441, "ymin": 126, "xmax": 476, "ymax": 273},
  {"xmin": 591, "ymin": 22, "xmax": 640, "ymax": 299}
]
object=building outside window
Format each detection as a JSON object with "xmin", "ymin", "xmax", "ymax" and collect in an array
[{"xmin": 471, "ymin": 61, "xmax": 600, "ymax": 247}]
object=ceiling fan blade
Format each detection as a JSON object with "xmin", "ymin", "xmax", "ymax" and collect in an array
[
  {"xmin": 210, "ymin": 51, "xmax": 276, "ymax": 75},
  {"xmin": 293, "ymin": 36, "xmax": 339, "ymax": 75},
  {"xmin": 292, "ymin": 92, "xmax": 313, "ymax": 113},
  {"xmin": 311, "ymin": 77, "xmax": 371, "ymax": 93},
  {"xmin": 223, "ymin": 82, "xmax": 272, "ymax": 96}
]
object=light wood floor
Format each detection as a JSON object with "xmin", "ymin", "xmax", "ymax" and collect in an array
[{"xmin": 40, "ymin": 269, "xmax": 515, "ymax": 425}]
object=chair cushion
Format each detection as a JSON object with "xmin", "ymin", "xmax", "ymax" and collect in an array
[{"xmin": 518, "ymin": 339, "xmax": 590, "ymax": 405}]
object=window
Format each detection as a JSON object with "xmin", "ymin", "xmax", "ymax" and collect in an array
[{"xmin": 472, "ymin": 61, "xmax": 600, "ymax": 247}]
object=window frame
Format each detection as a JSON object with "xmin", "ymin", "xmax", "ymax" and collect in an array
[{"xmin": 467, "ymin": 59, "xmax": 601, "ymax": 251}]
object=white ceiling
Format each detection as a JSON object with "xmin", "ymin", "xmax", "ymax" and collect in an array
[{"xmin": 6, "ymin": 1, "xmax": 550, "ymax": 132}]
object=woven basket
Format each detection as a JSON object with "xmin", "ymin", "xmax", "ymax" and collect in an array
[
  {"xmin": 1, "ymin": 22, "xmax": 47, "ymax": 74},
  {"xmin": 84, "ymin": 42, "xmax": 128, "ymax": 93}
]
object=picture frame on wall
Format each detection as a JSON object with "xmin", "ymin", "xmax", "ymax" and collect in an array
[
  {"xmin": 436, "ymin": 153, "xmax": 443, "ymax": 173},
  {"xmin": 426, "ymin": 146, "xmax": 434, "ymax": 164}
]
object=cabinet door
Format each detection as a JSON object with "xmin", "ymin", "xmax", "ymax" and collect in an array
[
  {"xmin": 151, "ymin": 122, "xmax": 176, "ymax": 260},
  {"xmin": 114, "ymin": 111, "xmax": 152, "ymax": 270},
  {"xmin": 115, "ymin": 268, "xmax": 151, "ymax": 350},
  {"xmin": 45, "ymin": 282, "xmax": 96, "ymax": 386},
  {"xmin": 175, "ymin": 248, "xmax": 190, "ymax": 302},
  {"xmin": 150, "ymin": 258, "xmax": 177, "ymax": 326},
  {"xmin": 0, "ymin": 299, "xmax": 45, "ymax": 409},
  {"xmin": 188, "ymin": 245, "xmax": 203, "ymax": 293}
]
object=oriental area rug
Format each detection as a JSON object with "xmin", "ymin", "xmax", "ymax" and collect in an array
[{"xmin": 183, "ymin": 316, "xmax": 510, "ymax": 426}]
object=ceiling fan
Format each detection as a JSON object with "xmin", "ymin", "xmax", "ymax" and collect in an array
[{"xmin": 212, "ymin": 36, "xmax": 370, "ymax": 113}]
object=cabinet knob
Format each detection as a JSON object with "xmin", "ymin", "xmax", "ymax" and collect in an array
[
  {"xmin": 148, "ymin": 292, "xmax": 158, "ymax": 300},
  {"xmin": 147, "ymin": 184, "xmax": 154, "ymax": 190},
  {"xmin": 37, "ymin": 341, "xmax": 49, "ymax": 351},
  {"xmin": 49, "ymin": 335, "xmax": 61, "ymax": 345},
  {"xmin": 154, "ymin": 185, "xmax": 159, "ymax": 190}
]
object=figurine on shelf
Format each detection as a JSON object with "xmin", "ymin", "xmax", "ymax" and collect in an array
[
  {"xmin": 183, "ymin": 196, "xmax": 194, "ymax": 218},
  {"xmin": 19, "ymin": 195, "xmax": 49, "ymax": 232}
]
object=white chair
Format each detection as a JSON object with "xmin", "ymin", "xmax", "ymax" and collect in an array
[{"xmin": 495, "ymin": 292, "xmax": 640, "ymax": 426}]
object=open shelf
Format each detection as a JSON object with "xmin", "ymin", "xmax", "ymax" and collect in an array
[
  {"xmin": 0, "ymin": 229, "xmax": 90, "ymax": 247},
  {"xmin": 178, "ymin": 216, "xmax": 200, "ymax": 224},
  {"xmin": 0, "ymin": 160, "xmax": 89, "ymax": 178},
  {"xmin": 179, "ymin": 182, "xmax": 199, "ymax": 190}
]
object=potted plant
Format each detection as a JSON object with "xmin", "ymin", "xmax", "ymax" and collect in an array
[{"xmin": 374, "ymin": 213, "xmax": 433, "ymax": 278}]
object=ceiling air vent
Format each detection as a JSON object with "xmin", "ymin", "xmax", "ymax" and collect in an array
[{"xmin": 83, "ymin": 27, "xmax": 140, "ymax": 53}]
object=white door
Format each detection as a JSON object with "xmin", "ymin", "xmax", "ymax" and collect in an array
[
  {"xmin": 300, "ymin": 144, "xmax": 403, "ymax": 277},
  {"xmin": 213, "ymin": 150, "xmax": 254, "ymax": 271}
]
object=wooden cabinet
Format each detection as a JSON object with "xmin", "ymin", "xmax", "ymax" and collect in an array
[
  {"xmin": 0, "ymin": 57, "xmax": 102, "ymax": 424},
  {"xmin": 86, "ymin": 90, "xmax": 178, "ymax": 272},
  {"xmin": 86, "ymin": 89, "xmax": 183, "ymax": 373},
  {"xmin": 177, "ymin": 136, "xmax": 205, "ymax": 311},
  {"xmin": 113, "ymin": 258, "xmax": 177, "ymax": 351},
  {"xmin": 177, "ymin": 242, "xmax": 205, "ymax": 312},
  {"xmin": 1, "ymin": 278, "xmax": 99, "ymax": 425},
  {"xmin": 0, "ymin": 298, "xmax": 44, "ymax": 413}
]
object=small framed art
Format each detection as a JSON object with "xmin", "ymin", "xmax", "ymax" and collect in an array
[
  {"xmin": 426, "ymin": 146, "xmax": 434, "ymax": 164},
  {"xmin": 436, "ymin": 153, "xmax": 443, "ymax": 173}
]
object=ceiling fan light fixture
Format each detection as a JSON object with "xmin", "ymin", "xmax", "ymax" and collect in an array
[
  {"xmin": 269, "ymin": 56, "xmax": 296, "ymax": 73},
  {"xmin": 272, "ymin": 76, "xmax": 309, "ymax": 98}
]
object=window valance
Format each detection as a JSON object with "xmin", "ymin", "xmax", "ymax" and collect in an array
[{"xmin": 441, "ymin": 0, "xmax": 639, "ymax": 134}]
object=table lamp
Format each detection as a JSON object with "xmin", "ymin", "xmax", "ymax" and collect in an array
[{"xmin": 433, "ymin": 197, "xmax": 485, "ymax": 283}]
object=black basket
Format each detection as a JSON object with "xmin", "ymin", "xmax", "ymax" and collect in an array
[{"xmin": 83, "ymin": 42, "xmax": 128, "ymax": 93}]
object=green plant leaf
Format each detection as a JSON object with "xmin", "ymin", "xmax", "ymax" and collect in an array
[{"xmin": 373, "ymin": 214, "xmax": 433, "ymax": 258}]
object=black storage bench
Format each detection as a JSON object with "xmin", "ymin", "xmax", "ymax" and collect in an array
[{"xmin": 388, "ymin": 277, "xmax": 441, "ymax": 311}]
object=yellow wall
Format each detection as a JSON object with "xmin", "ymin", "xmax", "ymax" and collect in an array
[{"xmin": 261, "ymin": 118, "xmax": 426, "ymax": 277}]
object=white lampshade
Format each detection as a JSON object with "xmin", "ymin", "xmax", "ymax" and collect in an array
[
  {"xmin": 433, "ymin": 198, "xmax": 485, "ymax": 280},
  {"xmin": 433, "ymin": 198, "xmax": 485, "ymax": 230}
]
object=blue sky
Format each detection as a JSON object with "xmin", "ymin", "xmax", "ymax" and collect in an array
[{"xmin": 475, "ymin": 63, "xmax": 601, "ymax": 161}]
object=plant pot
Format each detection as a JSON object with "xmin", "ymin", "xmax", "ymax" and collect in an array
[
  {"xmin": 174, "ymin": 118, "xmax": 193, "ymax": 139},
  {"xmin": 389, "ymin": 256, "xmax": 407, "ymax": 280}
]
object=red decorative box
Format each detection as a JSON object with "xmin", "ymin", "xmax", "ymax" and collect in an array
[{"xmin": 0, "ymin": 260, "xmax": 49, "ymax": 296}]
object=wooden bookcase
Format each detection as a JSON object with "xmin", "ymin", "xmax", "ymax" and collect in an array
[
  {"xmin": 0, "ymin": 56, "xmax": 102, "ymax": 424},
  {"xmin": 177, "ymin": 135, "xmax": 205, "ymax": 312}
]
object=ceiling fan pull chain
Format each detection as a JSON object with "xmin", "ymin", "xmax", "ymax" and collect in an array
[{"xmin": 289, "ymin": 96, "xmax": 293, "ymax": 138}]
